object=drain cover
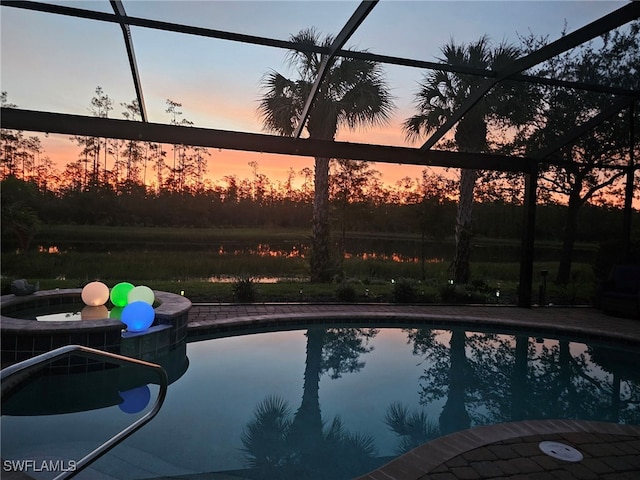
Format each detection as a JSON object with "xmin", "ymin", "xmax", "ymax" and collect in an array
[{"xmin": 539, "ymin": 441, "xmax": 583, "ymax": 462}]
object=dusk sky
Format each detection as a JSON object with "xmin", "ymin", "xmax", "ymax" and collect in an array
[{"xmin": 0, "ymin": 0, "xmax": 629, "ymax": 187}]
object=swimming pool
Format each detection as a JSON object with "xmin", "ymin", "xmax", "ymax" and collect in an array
[{"xmin": 2, "ymin": 324, "xmax": 639, "ymax": 479}]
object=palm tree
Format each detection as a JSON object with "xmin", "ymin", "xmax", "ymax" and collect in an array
[
  {"xmin": 258, "ymin": 28, "xmax": 394, "ymax": 282},
  {"xmin": 404, "ymin": 36, "xmax": 530, "ymax": 284}
]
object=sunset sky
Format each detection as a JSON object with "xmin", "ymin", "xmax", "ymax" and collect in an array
[{"xmin": 0, "ymin": 0, "xmax": 629, "ymax": 187}]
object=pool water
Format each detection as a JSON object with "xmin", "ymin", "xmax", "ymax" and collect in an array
[{"xmin": 2, "ymin": 326, "xmax": 639, "ymax": 479}]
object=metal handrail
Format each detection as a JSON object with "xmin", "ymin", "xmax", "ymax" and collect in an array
[{"xmin": 1, "ymin": 345, "xmax": 169, "ymax": 480}]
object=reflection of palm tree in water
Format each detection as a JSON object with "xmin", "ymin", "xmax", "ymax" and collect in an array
[
  {"xmin": 288, "ymin": 327, "xmax": 324, "ymax": 451},
  {"xmin": 387, "ymin": 329, "xmax": 471, "ymax": 454},
  {"xmin": 242, "ymin": 327, "xmax": 378, "ymax": 479},
  {"xmin": 392, "ymin": 329, "xmax": 640, "ymax": 451},
  {"xmin": 438, "ymin": 330, "xmax": 471, "ymax": 435},
  {"xmin": 587, "ymin": 345, "xmax": 640, "ymax": 424}
]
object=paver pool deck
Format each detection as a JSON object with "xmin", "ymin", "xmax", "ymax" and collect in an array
[
  {"xmin": 185, "ymin": 303, "xmax": 640, "ymax": 480},
  {"xmin": 187, "ymin": 303, "xmax": 640, "ymax": 347}
]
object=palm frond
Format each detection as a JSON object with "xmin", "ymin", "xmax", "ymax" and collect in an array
[
  {"xmin": 405, "ymin": 35, "xmax": 527, "ymax": 143},
  {"xmin": 287, "ymin": 28, "xmax": 332, "ymax": 81},
  {"xmin": 491, "ymin": 40, "xmax": 522, "ymax": 69},
  {"xmin": 240, "ymin": 395, "xmax": 293, "ymax": 468},
  {"xmin": 323, "ymin": 415, "xmax": 377, "ymax": 458},
  {"xmin": 257, "ymin": 71, "xmax": 307, "ymax": 136},
  {"xmin": 259, "ymin": 29, "xmax": 394, "ymax": 140},
  {"xmin": 384, "ymin": 402, "xmax": 410, "ymax": 435},
  {"xmin": 323, "ymin": 415, "xmax": 345, "ymax": 442},
  {"xmin": 342, "ymin": 431, "xmax": 378, "ymax": 458},
  {"xmin": 385, "ymin": 402, "xmax": 439, "ymax": 454}
]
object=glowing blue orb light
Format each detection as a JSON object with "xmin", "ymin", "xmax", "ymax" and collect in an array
[
  {"xmin": 121, "ymin": 301, "xmax": 155, "ymax": 332},
  {"xmin": 118, "ymin": 385, "xmax": 151, "ymax": 414}
]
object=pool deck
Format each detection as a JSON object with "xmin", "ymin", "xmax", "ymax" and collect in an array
[
  {"xmin": 187, "ymin": 303, "xmax": 640, "ymax": 347},
  {"xmin": 185, "ymin": 303, "xmax": 640, "ymax": 480},
  {"xmin": 355, "ymin": 420, "xmax": 640, "ymax": 480}
]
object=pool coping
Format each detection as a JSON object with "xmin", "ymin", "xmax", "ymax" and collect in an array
[{"xmin": 186, "ymin": 303, "xmax": 640, "ymax": 349}]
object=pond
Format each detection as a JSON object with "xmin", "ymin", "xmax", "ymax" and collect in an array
[
  {"xmin": 31, "ymin": 236, "xmax": 596, "ymax": 263},
  {"xmin": 2, "ymin": 325, "xmax": 637, "ymax": 479}
]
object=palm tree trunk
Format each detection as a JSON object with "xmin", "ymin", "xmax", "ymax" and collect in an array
[
  {"xmin": 311, "ymin": 157, "xmax": 332, "ymax": 282},
  {"xmin": 453, "ymin": 168, "xmax": 477, "ymax": 284}
]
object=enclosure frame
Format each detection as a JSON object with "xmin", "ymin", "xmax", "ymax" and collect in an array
[{"xmin": 1, "ymin": 0, "xmax": 639, "ymax": 307}]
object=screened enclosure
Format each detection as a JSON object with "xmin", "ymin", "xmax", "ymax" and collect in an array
[{"xmin": 1, "ymin": 0, "xmax": 639, "ymax": 306}]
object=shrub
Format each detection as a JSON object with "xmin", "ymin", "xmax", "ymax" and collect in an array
[
  {"xmin": 231, "ymin": 274, "xmax": 257, "ymax": 303},
  {"xmin": 335, "ymin": 281, "xmax": 357, "ymax": 302},
  {"xmin": 1, "ymin": 277, "xmax": 13, "ymax": 295},
  {"xmin": 440, "ymin": 283, "xmax": 463, "ymax": 303},
  {"xmin": 392, "ymin": 278, "xmax": 418, "ymax": 303},
  {"xmin": 440, "ymin": 282, "xmax": 492, "ymax": 304}
]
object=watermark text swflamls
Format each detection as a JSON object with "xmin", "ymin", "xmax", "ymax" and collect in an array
[{"xmin": 3, "ymin": 459, "xmax": 77, "ymax": 473}]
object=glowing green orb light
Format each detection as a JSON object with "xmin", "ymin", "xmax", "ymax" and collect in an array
[{"xmin": 110, "ymin": 282, "xmax": 135, "ymax": 307}]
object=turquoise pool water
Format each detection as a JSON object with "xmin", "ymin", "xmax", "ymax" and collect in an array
[{"xmin": 2, "ymin": 326, "xmax": 639, "ymax": 479}]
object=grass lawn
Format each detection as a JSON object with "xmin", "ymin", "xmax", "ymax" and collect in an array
[{"xmin": 1, "ymin": 225, "xmax": 599, "ymax": 305}]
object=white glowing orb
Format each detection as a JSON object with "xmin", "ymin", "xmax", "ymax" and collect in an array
[
  {"xmin": 81, "ymin": 281, "xmax": 110, "ymax": 306},
  {"xmin": 128, "ymin": 285, "xmax": 155, "ymax": 305}
]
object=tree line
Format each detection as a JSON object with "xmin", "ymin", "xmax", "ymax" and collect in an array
[
  {"xmin": 0, "ymin": 171, "xmax": 631, "ymax": 247},
  {"xmin": 1, "ymin": 91, "xmax": 212, "ymax": 195}
]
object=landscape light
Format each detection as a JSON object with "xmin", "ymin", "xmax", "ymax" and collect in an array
[{"xmin": 81, "ymin": 281, "xmax": 109, "ymax": 306}]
